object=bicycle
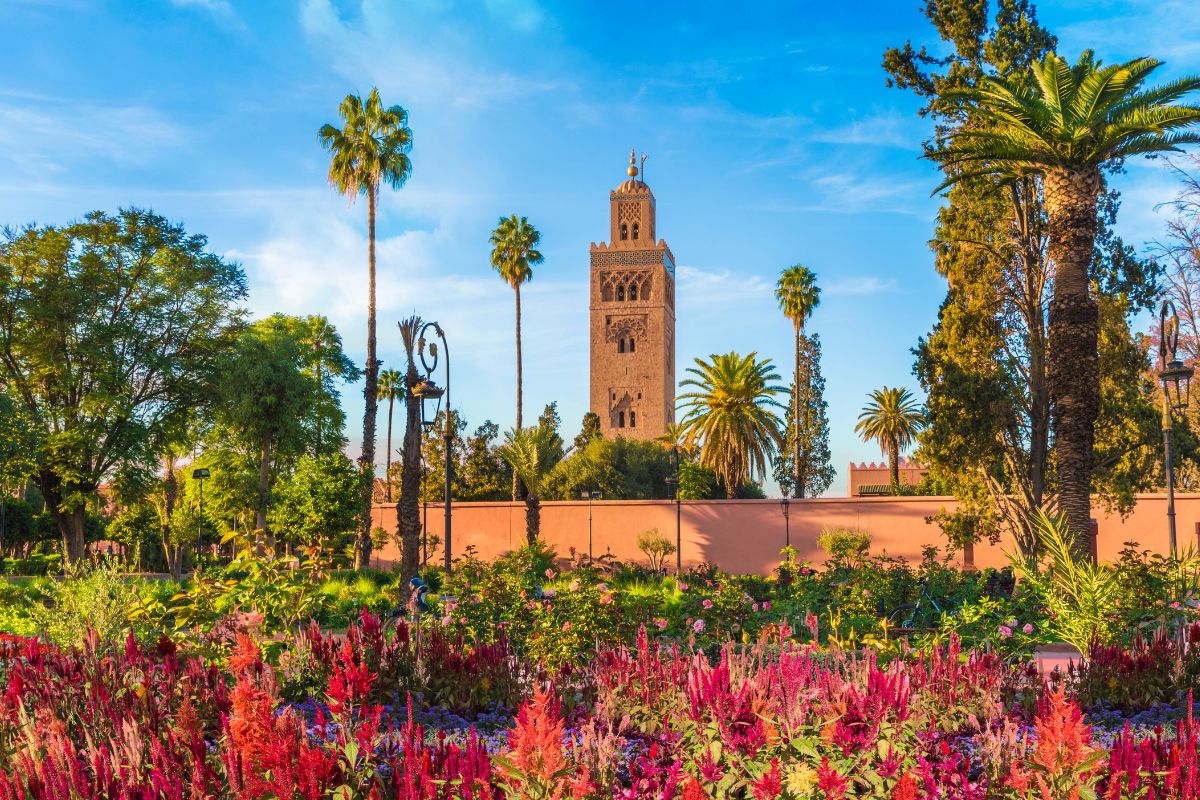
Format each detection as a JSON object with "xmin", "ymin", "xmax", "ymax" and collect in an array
[{"xmin": 885, "ymin": 578, "xmax": 944, "ymax": 631}]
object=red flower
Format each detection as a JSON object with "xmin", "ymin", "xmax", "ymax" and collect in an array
[
  {"xmin": 891, "ymin": 772, "xmax": 918, "ymax": 800},
  {"xmin": 751, "ymin": 760, "xmax": 783, "ymax": 800}
]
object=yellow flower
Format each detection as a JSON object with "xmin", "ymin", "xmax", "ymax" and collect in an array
[{"xmin": 785, "ymin": 764, "xmax": 818, "ymax": 798}]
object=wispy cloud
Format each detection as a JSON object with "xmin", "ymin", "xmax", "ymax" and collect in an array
[
  {"xmin": 824, "ymin": 276, "xmax": 898, "ymax": 295},
  {"xmin": 0, "ymin": 95, "xmax": 185, "ymax": 177},
  {"xmin": 169, "ymin": 0, "xmax": 248, "ymax": 33}
]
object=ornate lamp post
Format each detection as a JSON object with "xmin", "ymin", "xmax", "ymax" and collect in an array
[
  {"xmin": 1159, "ymin": 300, "xmax": 1194, "ymax": 557},
  {"xmin": 420, "ymin": 417, "xmax": 435, "ymax": 570},
  {"xmin": 779, "ymin": 494, "xmax": 791, "ymax": 549},
  {"xmin": 411, "ymin": 321, "xmax": 453, "ymax": 572},
  {"xmin": 580, "ymin": 490, "xmax": 603, "ymax": 559},
  {"xmin": 665, "ymin": 447, "xmax": 681, "ymax": 574}
]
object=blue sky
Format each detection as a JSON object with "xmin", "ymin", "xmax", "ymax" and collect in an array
[{"xmin": 3, "ymin": 0, "xmax": 1199, "ymax": 496}]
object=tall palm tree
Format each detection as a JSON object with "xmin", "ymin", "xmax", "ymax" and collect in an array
[
  {"xmin": 932, "ymin": 50, "xmax": 1200, "ymax": 541},
  {"xmin": 775, "ymin": 264, "xmax": 821, "ymax": 498},
  {"xmin": 489, "ymin": 215, "xmax": 544, "ymax": 500},
  {"xmin": 655, "ymin": 422, "xmax": 699, "ymax": 461},
  {"xmin": 497, "ymin": 425, "xmax": 564, "ymax": 544},
  {"xmin": 678, "ymin": 352, "xmax": 785, "ymax": 498},
  {"xmin": 378, "ymin": 368, "xmax": 403, "ymax": 502},
  {"xmin": 319, "ymin": 87, "xmax": 413, "ymax": 570},
  {"xmin": 854, "ymin": 387, "xmax": 925, "ymax": 494}
]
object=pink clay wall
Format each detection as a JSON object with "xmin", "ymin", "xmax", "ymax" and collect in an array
[{"xmin": 367, "ymin": 494, "xmax": 1200, "ymax": 574}]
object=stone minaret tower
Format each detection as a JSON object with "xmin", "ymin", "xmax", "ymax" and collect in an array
[{"xmin": 589, "ymin": 149, "xmax": 676, "ymax": 440}]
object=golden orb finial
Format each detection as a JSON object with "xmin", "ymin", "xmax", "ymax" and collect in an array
[{"xmin": 627, "ymin": 147, "xmax": 638, "ymax": 178}]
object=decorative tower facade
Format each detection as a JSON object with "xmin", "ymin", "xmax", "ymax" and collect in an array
[{"xmin": 589, "ymin": 150, "xmax": 676, "ymax": 440}]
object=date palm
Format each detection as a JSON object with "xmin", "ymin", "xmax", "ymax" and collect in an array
[
  {"xmin": 932, "ymin": 50, "xmax": 1200, "ymax": 541},
  {"xmin": 775, "ymin": 264, "xmax": 820, "ymax": 498},
  {"xmin": 855, "ymin": 387, "xmax": 925, "ymax": 494},
  {"xmin": 497, "ymin": 425, "xmax": 564, "ymax": 544},
  {"xmin": 319, "ymin": 87, "xmax": 413, "ymax": 570},
  {"xmin": 489, "ymin": 214, "xmax": 544, "ymax": 500},
  {"xmin": 679, "ymin": 352, "xmax": 785, "ymax": 498},
  {"xmin": 378, "ymin": 368, "xmax": 403, "ymax": 503}
]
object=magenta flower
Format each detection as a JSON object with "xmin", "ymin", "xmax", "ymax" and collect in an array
[
  {"xmin": 702, "ymin": 599, "xmax": 714, "ymax": 610},
  {"xmin": 655, "ymin": 618, "xmax": 668, "ymax": 630},
  {"xmin": 693, "ymin": 619, "xmax": 705, "ymax": 633},
  {"xmin": 998, "ymin": 625, "xmax": 1013, "ymax": 638}
]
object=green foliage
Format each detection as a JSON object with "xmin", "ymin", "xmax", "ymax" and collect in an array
[
  {"xmin": 0, "ymin": 209, "xmax": 246, "ymax": 560},
  {"xmin": 679, "ymin": 352, "xmax": 785, "ymax": 498},
  {"xmin": 1010, "ymin": 512, "xmax": 1120, "ymax": 651},
  {"xmin": 816, "ymin": 527, "xmax": 871, "ymax": 565},
  {"xmin": 544, "ymin": 436, "xmax": 674, "ymax": 500},
  {"xmin": 269, "ymin": 452, "xmax": 366, "ymax": 551},
  {"xmin": 677, "ymin": 461, "xmax": 716, "ymax": 500},
  {"xmin": 855, "ymin": 387, "xmax": 925, "ymax": 494},
  {"xmin": 489, "ymin": 215, "xmax": 543, "ymax": 290},
  {"xmin": 574, "ymin": 411, "xmax": 602, "ymax": 451},
  {"xmin": 318, "ymin": 88, "xmax": 413, "ymax": 199},
  {"xmin": 775, "ymin": 333, "xmax": 835, "ymax": 499},
  {"xmin": 25, "ymin": 561, "xmax": 148, "ymax": 648},
  {"xmin": 636, "ymin": 528, "xmax": 676, "ymax": 572}
]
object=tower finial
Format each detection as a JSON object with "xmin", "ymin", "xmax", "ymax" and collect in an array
[{"xmin": 627, "ymin": 147, "xmax": 638, "ymax": 178}]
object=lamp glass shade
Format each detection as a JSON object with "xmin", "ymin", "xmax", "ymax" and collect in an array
[{"xmin": 1162, "ymin": 360, "xmax": 1195, "ymax": 412}]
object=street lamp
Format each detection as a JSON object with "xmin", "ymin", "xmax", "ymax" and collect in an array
[
  {"xmin": 779, "ymin": 494, "xmax": 791, "ymax": 548},
  {"xmin": 665, "ymin": 446, "xmax": 681, "ymax": 574},
  {"xmin": 192, "ymin": 467, "xmax": 210, "ymax": 565},
  {"xmin": 413, "ymin": 321, "xmax": 453, "ymax": 573},
  {"xmin": 420, "ymin": 417, "xmax": 435, "ymax": 570},
  {"xmin": 1159, "ymin": 299, "xmax": 1194, "ymax": 556},
  {"xmin": 580, "ymin": 490, "xmax": 603, "ymax": 559}
]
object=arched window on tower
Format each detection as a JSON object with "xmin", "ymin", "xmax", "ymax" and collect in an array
[
  {"xmin": 620, "ymin": 223, "xmax": 628, "ymax": 241},
  {"xmin": 632, "ymin": 222, "xmax": 639, "ymax": 241},
  {"xmin": 628, "ymin": 281, "xmax": 638, "ymax": 302},
  {"xmin": 629, "ymin": 338, "xmax": 635, "ymax": 353},
  {"xmin": 617, "ymin": 338, "xmax": 625, "ymax": 354},
  {"xmin": 616, "ymin": 284, "xmax": 625, "ymax": 302},
  {"xmin": 630, "ymin": 411, "xmax": 636, "ymax": 428},
  {"xmin": 618, "ymin": 411, "xmax": 626, "ymax": 428}
]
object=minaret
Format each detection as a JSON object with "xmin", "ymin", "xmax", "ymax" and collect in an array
[{"xmin": 588, "ymin": 149, "xmax": 676, "ymax": 440}]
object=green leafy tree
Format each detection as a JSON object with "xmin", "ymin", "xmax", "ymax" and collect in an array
[
  {"xmin": 855, "ymin": 387, "xmax": 926, "ymax": 494},
  {"xmin": 0, "ymin": 393, "xmax": 39, "ymax": 573},
  {"xmin": 544, "ymin": 437, "xmax": 674, "ymax": 500},
  {"xmin": 289, "ymin": 314, "xmax": 359, "ymax": 455},
  {"xmin": 498, "ymin": 426, "xmax": 565, "ymax": 543},
  {"xmin": 460, "ymin": 421, "xmax": 511, "ymax": 501},
  {"xmin": 319, "ymin": 86, "xmax": 413, "ymax": 570},
  {"xmin": 489, "ymin": 214, "xmax": 544, "ymax": 499},
  {"xmin": 775, "ymin": 265, "xmax": 822, "ymax": 496},
  {"xmin": 269, "ymin": 452, "xmax": 365, "ymax": 554},
  {"xmin": 378, "ymin": 368, "xmax": 403, "ymax": 502},
  {"xmin": 930, "ymin": 49, "xmax": 1200, "ymax": 540},
  {"xmin": 678, "ymin": 352, "xmax": 785, "ymax": 498},
  {"xmin": 574, "ymin": 412, "xmax": 602, "ymax": 451},
  {"xmin": 0, "ymin": 209, "xmax": 245, "ymax": 563},
  {"xmin": 209, "ymin": 316, "xmax": 321, "ymax": 549},
  {"xmin": 419, "ymin": 410, "xmax": 468, "ymax": 502},
  {"xmin": 773, "ymin": 333, "xmax": 835, "ymax": 499}
]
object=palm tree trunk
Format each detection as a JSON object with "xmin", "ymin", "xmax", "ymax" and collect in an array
[
  {"xmin": 357, "ymin": 185, "xmax": 380, "ymax": 570},
  {"xmin": 512, "ymin": 285, "xmax": 524, "ymax": 501},
  {"xmin": 385, "ymin": 395, "xmax": 395, "ymax": 503},
  {"xmin": 793, "ymin": 324, "xmax": 803, "ymax": 498},
  {"xmin": 889, "ymin": 437, "xmax": 900, "ymax": 494},
  {"xmin": 1044, "ymin": 167, "xmax": 1102, "ymax": 549},
  {"xmin": 525, "ymin": 493, "xmax": 540, "ymax": 544}
]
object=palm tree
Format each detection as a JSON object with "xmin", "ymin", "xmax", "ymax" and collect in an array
[
  {"xmin": 775, "ymin": 265, "xmax": 821, "ymax": 498},
  {"xmin": 396, "ymin": 317, "xmax": 424, "ymax": 582},
  {"xmin": 378, "ymin": 369, "xmax": 403, "ymax": 502},
  {"xmin": 489, "ymin": 215, "xmax": 544, "ymax": 500},
  {"xmin": 932, "ymin": 50, "xmax": 1200, "ymax": 540},
  {"xmin": 319, "ymin": 87, "xmax": 413, "ymax": 570},
  {"xmin": 678, "ymin": 352, "xmax": 785, "ymax": 498},
  {"xmin": 854, "ymin": 387, "xmax": 925, "ymax": 494},
  {"xmin": 497, "ymin": 426, "xmax": 564, "ymax": 543}
]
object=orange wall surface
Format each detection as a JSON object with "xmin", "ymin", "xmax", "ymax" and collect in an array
[{"xmin": 368, "ymin": 494, "xmax": 1200, "ymax": 574}]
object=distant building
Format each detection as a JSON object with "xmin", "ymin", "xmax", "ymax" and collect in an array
[
  {"xmin": 589, "ymin": 149, "xmax": 676, "ymax": 440},
  {"xmin": 848, "ymin": 458, "xmax": 927, "ymax": 496}
]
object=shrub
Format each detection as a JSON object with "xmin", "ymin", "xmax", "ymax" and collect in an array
[
  {"xmin": 24, "ymin": 561, "xmax": 146, "ymax": 647},
  {"xmin": 636, "ymin": 528, "xmax": 676, "ymax": 573},
  {"xmin": 816, "ymin": 527, "xmax": 871, "ymax": 564}
]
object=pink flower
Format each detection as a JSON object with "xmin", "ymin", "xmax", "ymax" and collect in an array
[
  {"xmin": 545, "ymin": 568, "xmax": 556, "ymax": 579},
  {"xmin": 692, "ymin": 619, "xmax": 705, "ymax": 633},
  {"xmin": 762, "ymin": 601, "xmax": 771, "ymax": 610},
  {"xmin": 542, "ymin": 588, "xmax": 556, "ymax": 598},
  {"xmin": 562, "ymin": 621, "xmax": 572, "ymax": 632},
  {"xmin": 599, "ymin": 593, "xmax": 613, "ymax": 605},
  {"xmin": 655, "ymin": 618, "xmax": 668, "ymax": 630},
  {"xmin": 1022, "ymin": 623, "xmax": 1034, "ymax": 634},
  {"xmin": 440, "ymin": 615, "xmax": 451, "ymax": 627},
  {"xmin": 752, "ymin": 603, "xmax": 760, "ymax": 612},
  {"xmin": 678, "ymin": 582, "xmax": 689, "ymax": 591},
  {"xmin": 800, "ymin": 567, "xmax": 812, "ymax": 575},
  {"xmin": 1172, "ymin": 601, "xmax": 1183, "ymax": 610},
  {"xmin": 569, "ymin": 580, "xmax": 581, "ymax": 592},
  {"xmin": 998, "ymin": 625, "xmax": 1013, "ymax": 638},
  {"xmin": 702, "ymin": 599, "xmax": 714, "ymax": 610}
]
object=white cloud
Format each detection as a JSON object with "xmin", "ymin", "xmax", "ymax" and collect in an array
[
  {"xmin": 824, "ymin": 276, "xmax": 898, "ymax": 295},
  {"xmin": 0, "ymin": 94, "xmax": 185, "ymax": 178},
  {"xmin": 169, "ymin": 0, "xmax": 247, "ymax": 33}
]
